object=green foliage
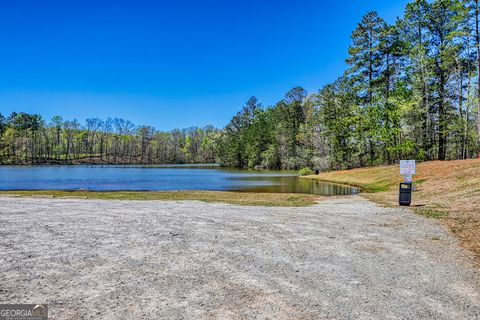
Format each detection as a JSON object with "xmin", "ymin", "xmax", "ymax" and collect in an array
[
  {"xmin": 299, "ymin": 167, "xmax": 314, "ymax": 176},
  {"xmin": 0, "ymin": 113, "xmax": 5, "ymax": 136},
  {"xmin": 2, "ymin": 0, "xmax": 480, "ymax": 168},
  {"xmin": 0, "ymin": 112, "xmax": 220, "ymax": 165},
  {"xmin": 216, "ymin": 0, "xmax": 479, "ymax": 170}
]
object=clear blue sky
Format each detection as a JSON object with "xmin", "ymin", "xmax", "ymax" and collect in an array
[{"xmin": 0, "ymin": 0, "xmax": 410, "ymax": 130}]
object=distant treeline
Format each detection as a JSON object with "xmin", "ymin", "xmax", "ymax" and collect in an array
[
  {"xmin": 1, "ymin": 0, "xmax": 480, "ymax": 169},
  {"xmin": 0, "ymin": 113, "xmax": 219, "ymax": 165}
]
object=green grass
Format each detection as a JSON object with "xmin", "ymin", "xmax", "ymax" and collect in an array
[
  {"xmin": 416, "ymin": 208, "xmax": 449, "ymax": 219},
  {"xmin": 360, "ymin": 181, "xmax": 393, "ymax": 193},
  {"xmin": 415, "ymin": 178, "xmax": 428, "ymax": 185},
  {"xmin": 0, "ymin": 190, "xmax": 321, "ymax": 207},
  {"xmin": 294, "ymin": 160, "xmax": 480, "ymax": 265}
]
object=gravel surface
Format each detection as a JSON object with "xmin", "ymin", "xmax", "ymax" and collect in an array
[{"xmin": 0, "ymin": 196, "xmax": 479, "ymax": 319}]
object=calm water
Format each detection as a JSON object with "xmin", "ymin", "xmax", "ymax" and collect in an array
[{"xmin": 0, "ymin": 165, "xmax": 359, "ymax": 196}]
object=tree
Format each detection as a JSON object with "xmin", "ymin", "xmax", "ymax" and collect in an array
[
  {"xmin": 218, "ymin": 96, "xmax": 261, "ymax": 167},
  {"xmin": 2, "ymin": 0, "xmax": 479, "ymax": 167},
  {"xmin": 0, "ymin": 113, "xmax": 6, "ymax": 136},
  {"xmin": 346, "ymin": 12, "xmax": 390, "ymax": 164},
  {"xmin": 316, "ymin": 77, "xmax": 358, "ymax": 168},
  {"xmin": 274, "ymin": 87, "xmax": 308, "ymax": 168},
  {"xmin": 427, "ymin": 0, "xmax": 466, "ymax": 160},
  {"xmin": 347, "ymin": 11, "xmax": 387, "ymax": 105},
  {"xmin": 399, "ymin": 0, "xmax": 433, "ymax": 158},
  {"xmin": 474, "ymin": 0, "xmax": 480, "ymax": 156}
]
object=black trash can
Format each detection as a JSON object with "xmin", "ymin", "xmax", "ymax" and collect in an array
[{"xmin": 399, "ymin": 182, "xmax": 412, "ymax": 206}]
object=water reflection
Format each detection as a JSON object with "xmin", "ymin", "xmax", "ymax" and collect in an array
[
  {"xmin": 0, "ymin": 165, "xmax": 358, "ymax": 196},
  {"xmin": 231, "ymin": 176, "xmax": 359, "ymax": 196}
]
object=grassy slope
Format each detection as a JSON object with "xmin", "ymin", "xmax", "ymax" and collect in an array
[
  {"xmin": 0, "ymin": 190, "xmax": 321, "ymax": 207},
  {"xmin": 304, "ymin": 159, "xmax": 480, "ymax": 262}
]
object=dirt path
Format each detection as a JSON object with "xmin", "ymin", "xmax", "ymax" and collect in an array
[{"xmin": 0, "ymin": 196, "xmax": 479, "ymax": 319}]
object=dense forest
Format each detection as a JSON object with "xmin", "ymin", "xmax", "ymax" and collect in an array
[
  {"xmin": 218, "ymin": 0, "xmax": 480, "ymax": 170},
  {"xmin": 1, "ymin": 0, "xmax": 480, "ymax": 169}
]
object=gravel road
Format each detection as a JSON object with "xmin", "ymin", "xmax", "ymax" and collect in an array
[{"xmin": 0, "ymin": 196, "xmax": 479, "ymax": 319}]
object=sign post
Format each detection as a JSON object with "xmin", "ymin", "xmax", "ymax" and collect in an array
[
  {"xmin": 399, "ymin": 160, "xmax": 415, "ymax": 206},
  {"xmin": 400, "ymin": 160, "xmax": 416, "ymax": 179}
]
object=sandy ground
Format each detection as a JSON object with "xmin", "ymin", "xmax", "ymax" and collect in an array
[{"xmin": 0, "ymin": 196, "xmax": 479, "ymax": 320}]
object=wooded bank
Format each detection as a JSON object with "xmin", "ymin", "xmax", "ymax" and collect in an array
[{"xmin": 1, "ymin": 0, "xmax": 480, "ymax": 168}]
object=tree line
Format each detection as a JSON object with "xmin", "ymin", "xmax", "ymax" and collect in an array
[
  {"xmin": 218, "ymin": 0, "xmax": 480, "ymax": 170},
  {"xmin": 0, "ymin": 112, "xmax": 219, "ymax": 164},
  {"xmin": 1, "ymin": 0, "xmax": 479, "ymax": 169}
]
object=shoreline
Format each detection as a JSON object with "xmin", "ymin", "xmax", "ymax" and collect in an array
[
  {"xmin": 0, "ymin": 189, "xmax": 324, "ymax": 207},
  {"xmin": 302, "ymin": 159, "xmax": 480, "ymax": 265}
]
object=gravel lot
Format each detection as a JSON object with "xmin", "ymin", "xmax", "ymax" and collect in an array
[{"xmin": 0, "ymin": 196, "xmax": 479, "ymax": 319}]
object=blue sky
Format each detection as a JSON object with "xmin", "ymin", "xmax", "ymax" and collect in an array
[{"xmin": 0, "ymin": 0, "xmax": 410, "ymax": 130}]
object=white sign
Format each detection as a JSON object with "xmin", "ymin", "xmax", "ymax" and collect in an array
[
  {"xmin": 403, "ymin": 174, "xmax": 413, "ymax": 183},
  {"xmin": 400, "ymin": 160, "xmax": 416, "ymax": 175}
]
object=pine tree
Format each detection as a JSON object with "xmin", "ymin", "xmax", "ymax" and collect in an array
[{"xmin": 399, "ymin": 0, "xmax": 433, "ymax": 158}]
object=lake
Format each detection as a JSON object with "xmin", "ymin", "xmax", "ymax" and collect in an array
[{"xmin": 0, "ymin": 165, "xmax": 359, "ymax": 196}]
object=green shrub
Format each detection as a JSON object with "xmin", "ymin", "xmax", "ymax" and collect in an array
[{"xmin": 299, "ymin": 167, "xmax": 314, "ymax": 176}]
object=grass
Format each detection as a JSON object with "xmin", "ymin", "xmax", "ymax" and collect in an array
[
  {"xmin": 303, "ymin": 159, "xmax": 480, "ymax": 263},
  {"xmin": 0, "ymin": 190, "xmax": 322, "ymax": 207},
  {"xmin": 417, "ymin": 208, "xmax": 449, "ymax": 219}
]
